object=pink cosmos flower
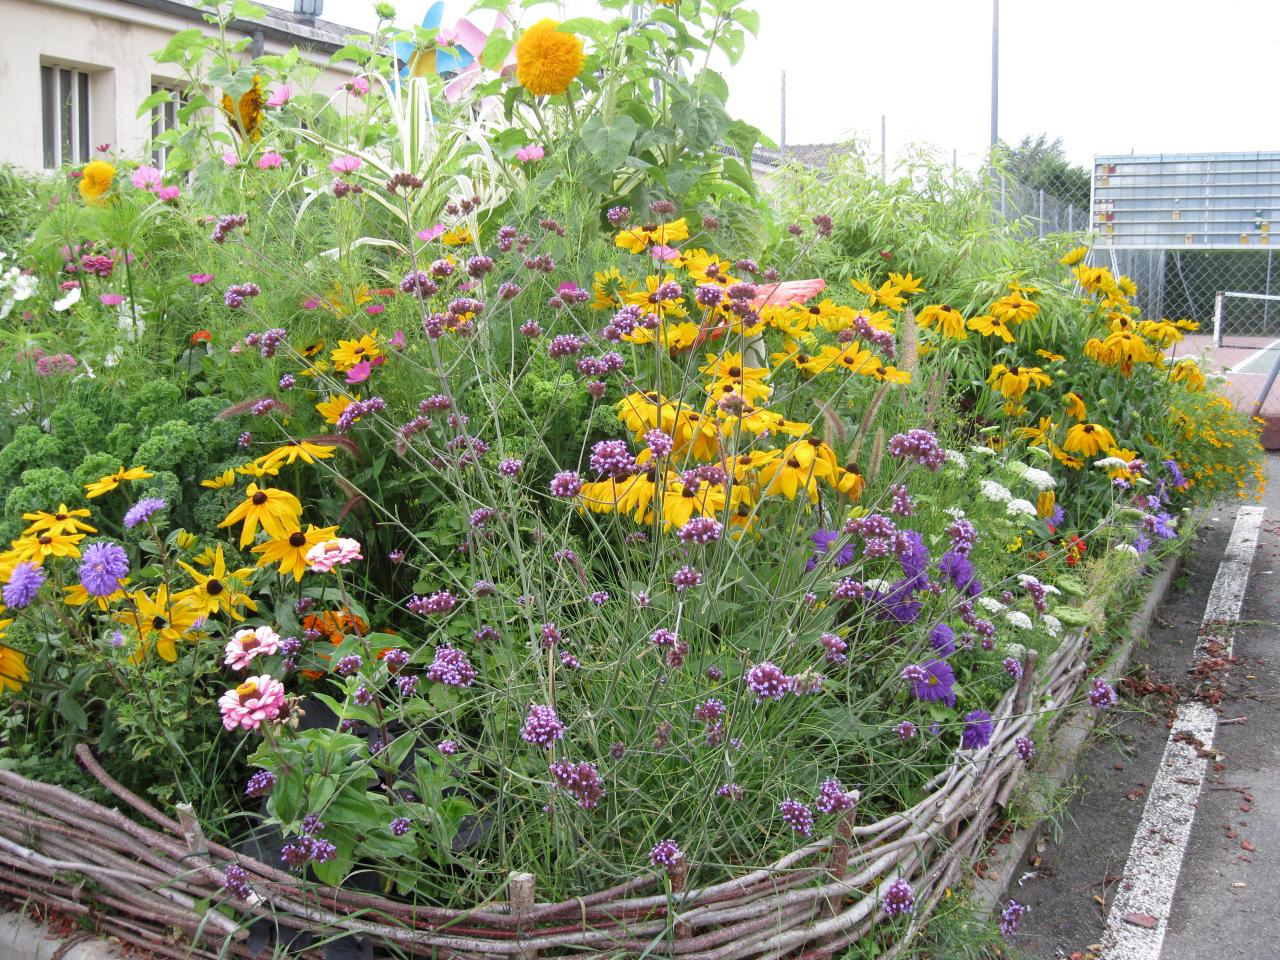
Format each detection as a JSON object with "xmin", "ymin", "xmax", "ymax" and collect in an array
[
  {"xmin": 305, "ymin": 537, "xmax": 364, "ymax": 573},
  {"xmin": 345, "ymin": 359, "xmax": 372, "ymax": 383},
  {"xmin": 329, "ymin": 155, "xmax": 362, "ymax": 174},
  {"xmin": 388, "ymin": 329, "xmax": 406, "ymax": 348},
  {"xmin": 436, "ymin": 27, "xmax": 459, "ymax": 46},
  {"xmin": 99, "ymin": 293, "xmax": 125, "ymax": 306},
  {"xmin": 417, "ymin": 224, "xmax": 446, "ymax": 243},
  {"xmin": 345, "ymin": 76, "xmax": 370, "ymax": 97},
  {"xmin": 258, "ymin": 152, "xmax": 284, "ymax": 170},
  {"xmin": 131, "ymin": 165, "xmax": 163, "ymax": 191},
  {"xmin": 156, "ymin": 185, "xmax": 181, "ymax": 202},
  {"xmin": 222, "ymin": 151, "xmax": 240, "ymax": 167},
  {"xmin": 219, "ymin": 675, "xmax": 286, "ymax": 731},
  {"xmin": 266, "ymin": 85, "xmax": 293, "ymax": 108},
  {"xmin": 189, "ymin": 273, "xmax": 215, "ymax": 285},
  {"xmin": 302, "ymin": 297, "xmax": 322, "ymax": 309},
  {"xmin": 224, "ymin": 625, "xmax": 282, "ymax": 672},
  {"xmin": 650, "ymin": 245, "xmax": 681, "ymax": 262},
  {"xmin": 515, "ymin": 144, "xmax": 544, "ymax": 163}
]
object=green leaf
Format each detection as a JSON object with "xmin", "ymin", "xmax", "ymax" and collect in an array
[
  {"xmin": 272, "ymin": 766, "xmax": 304, "ymax": 824},
  {"xmin": 136, "ymin": 89, "xmax": 174, "ymax": 119},
  {"xmin": 580, "ymin": 114, "xmax": 639, "ymax": 171},
  {"xmin": 57, "ymin": 690, "xmax": 88, "ymax": 730},
  {"xmin": 736, "ymin": 8, "xmax": 760, "ymax": 34},
  {"xmin": 673, "ymin": 95, "xmax": 730, "ymax": 154},
  {"xmin": 230, "ymin": 0, "xmax": 267, "ymax": 20},
  {"xmin": 557, "ymin": 17, "xmax": 613, "ymax": 43},
  {"xmin": 480, "ymin": 31, "xmax": 513, "ymax": 70},
  {"xmin": 154, "ymin": 29, "xmax": 205, "ymax": 64}
]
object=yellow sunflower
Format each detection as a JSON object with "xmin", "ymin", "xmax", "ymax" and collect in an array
[
  {"xmin": 78, "ymin": 161, "xmax": 116, "ymax": 205},
  {"xmin": 515, "ymin": 19, "xmax": 585, "ymax": 96}
]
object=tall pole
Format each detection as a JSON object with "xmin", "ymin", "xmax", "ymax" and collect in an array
[
  {"xmin": 780, "ymin": 71, "xmax": 787, "ymax": 152},
  {"xmin": 989, "ymin": 0, "xmax": 999, "ymax": 150},
  {"xmin": 880, "ymin": 114, "xmax": 886, "ymax": 180}
]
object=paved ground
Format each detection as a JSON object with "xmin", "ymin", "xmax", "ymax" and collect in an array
[{"xmin": 1010, "ymin": 453, "xmax": 1279, "ymax": 959}]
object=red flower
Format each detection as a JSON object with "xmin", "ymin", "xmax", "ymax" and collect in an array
[
  {"xmin": 1063, "ymin": 535, "xmax": 1087, "ymax": 567},
  {"xmin": 191, "ymin": 330, "xmax": 212, "ymax": 345}
]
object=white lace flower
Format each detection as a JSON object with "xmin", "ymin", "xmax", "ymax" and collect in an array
[
  {"xmin": 1006, "ymin": 498, "xmax": 1037, "ymax": 518},
  {"xmin": 977, "ymin": 596, "xmax": 1007, "ymax": 614},
  {"xmin": 864, "ymin": 578, "xmax": 893, "ymax": 594},
  {"xmin": 1093, "ymin": 456, "xmax": 1128, "ymax": 470},
  {"xmin": 1026, "ymin": 445, "xmax": 1053, "ymax": 462},
  {"xmin": 1005, "ymin": 610, "xmax": 1034, "ymax": 630},
  {"xmin": 980, "ymin": 480, "xmax": 1013, "ymax": 503},
  {"xmin": 969, "ymin": 445, "xmax": 997, "ymax": 457},
  {"xmin": 1041, "ymin": 615, "xmax": 1062, "ymax": 637},
  {"xmin": 944, "ymin": 449, "xmax": 968, "ymax": 469},
  {"xmin": 944, "ymin": 506, "xmax": 967, "ymax": 520},
  {"xmin": 1021, "ymin": 467, "xmax": 1056, "ymax": 490},
  {"xmin": 1115, "ymin": 543, "xmax": 1139, "ymax": 556}
]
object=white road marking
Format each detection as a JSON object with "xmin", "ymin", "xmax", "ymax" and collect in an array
[{"xmin": 1100, "ymin": 506, "xmax": 1265, "ymax": 960}]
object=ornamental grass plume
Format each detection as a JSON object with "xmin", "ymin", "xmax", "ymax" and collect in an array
[{"xmin": 516, "ymin": 20, "xmax": 585, "ymax": 96}]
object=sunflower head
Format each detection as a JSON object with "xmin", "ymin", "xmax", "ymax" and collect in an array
[
  {"xmin": 79, "ymin": 161, "xmax": 116, "ymax": 204},
  {"xmin": 516, "ymin": 19, "xmax": 585, "ymax": 97}
]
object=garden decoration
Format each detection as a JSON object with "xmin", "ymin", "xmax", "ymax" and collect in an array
[{"xmin": 0, "ymin": 0, "xmax": 1264, "ymax": 956}]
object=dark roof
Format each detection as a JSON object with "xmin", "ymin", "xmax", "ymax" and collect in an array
[
  {"xmin": 116, "ymin": 0, "xmax": 356, "ymax": 52},
  {"xmin": 720, "ymin": 142, "xmax": 855, "ymax": 172}
]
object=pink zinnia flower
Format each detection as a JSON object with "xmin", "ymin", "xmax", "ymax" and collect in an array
[
  {"xmin": 417, "ymin": 224, "xmax": 446, "ymax": 243},
  {"xmin": 131, "ymin": 165, "xmax": 163, "ymax": 191},
  {"xmin": 156, "ymin": 185, "xmax": 181, "ymax": 202},
  {"xmin": 305, "ymin": 537, "xmax": 363, "ymax": 573},
  {"xmin": 515, "ymin": 144, "xmax": 544, "ymax": 163},
  {"xmin": 329, "ymin": 154, "xmax": 362, "ymax": 174},
  {"xmin": 189, "ymin": 273, "xmax": 215, "ymax": 285},
  {"xmin": 258, "ymin": 152, "xmax": 284, "ymax": 170},
  {"xmin": 364, "ymin": 303, "xmax": 385, "ymax": 316},
  {"xmin": 224, "ymin": 626, "xmax": 283, "ymax": 672},
  {"xmin": 222, "ymin": 151, "xmax": 240, "ymax": 167},
  {"xmin": 99, "ymin": 292, "xmax": 125, "ymax": 306},
  {"xmin": 219, "ymin": 675, "xmax": 286, "ymax": 731},
  {"xmin": 266, "ymin": 85, "xmax": 293, "ymax": 108}
]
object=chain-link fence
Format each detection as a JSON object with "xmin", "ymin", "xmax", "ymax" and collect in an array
[{"xmin": 994, "ymin": 173, "xmax": 1088, "ymax": 238}]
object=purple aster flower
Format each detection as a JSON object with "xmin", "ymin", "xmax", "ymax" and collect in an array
[
  {"xmin": 961, "ymin": 709, "xmax": 994, "ymax": 750},
  {"xmin": 521, "ymin": 704, "xmax": 565, "ymax": 746},
  {"xmin": 78, "ymin": 541, "xmax": 129, "ymax": 597},
  {"xmin": 649, "ymin": 839, "xmax": 680, "ymax": 868},
  {"xmin": 746, "ymin": 662, "xmax": 790, "ymax": 703},
  {"xmin": 882, "ymin": 877, "xmax": 915, "ymax": 916},
  {"xmin": 1089, "ymin": 678, "xmax": 1118, "ymax": 709},
  {"xmin": 779, "ymin": 798, "xmax": 814, "ymax": 835},
  {"xmin": 1143, "ymin": 511, "xmax": 1177, "ymax": 539},
  {"xmin": 3, "ymin": 562, "xmax": 45, "ymax": 608},
  {"xmin": 904, "ymin": 659, "xmax": 956, "ymax": 706},
  {"xmin": 806, "ymin": 528, "xmax": 856, "ymax": 572},
  {"xmin": 123, "ymin": 497, "xmax": 167, "ymax": 529},
  {"xmin": 937, "ymin": 549, "xmax": 981, "ymax": 596},
  {"xmin": 928, "ymin": 622, "xmax": 956, "ymax": 656}
]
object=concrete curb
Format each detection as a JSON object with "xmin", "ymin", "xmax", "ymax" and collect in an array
[
  {"xmin": 969, "ymin": 539, "xmax": 1188, "ymax": 917},
  {"xmin": 0, "ymin": 908, "xmax": 122, "ymax": 960}
]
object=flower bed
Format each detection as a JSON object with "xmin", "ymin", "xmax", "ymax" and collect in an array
[{"xmin": 0, "ymin": 1, "xmax": 1266, "ymax": 956}]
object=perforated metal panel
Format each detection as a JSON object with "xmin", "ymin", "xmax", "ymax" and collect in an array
[{"xmin": 1092, "ymin": 152, "xmax": 1280, "ymax": 250}]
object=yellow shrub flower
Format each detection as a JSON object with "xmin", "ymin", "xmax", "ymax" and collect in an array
[
  {"xmin": 516, "ymin": 19, "xmax": 585, "ymax": 96},
  {"xmin": 78, "ymin": 161, "xmax": 116, "ymax": 205}
]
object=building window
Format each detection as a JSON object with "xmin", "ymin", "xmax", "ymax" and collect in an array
[
  {"xmin": 41, "ymin": 65, "xmax": 92, "ymax": 169},
  {"xmin": 150, "ymin": 84, "xmax": 183, "ymax": 169}
]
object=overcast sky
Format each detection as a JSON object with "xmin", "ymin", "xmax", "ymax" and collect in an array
[{"xmin": 268, "ymin": 0, "xmax": 1280, "ymax": 169}]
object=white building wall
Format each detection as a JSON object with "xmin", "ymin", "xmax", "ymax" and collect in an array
[{"xmin": 0, "ymin": 0, "xmax": 354, "ymax": 170}]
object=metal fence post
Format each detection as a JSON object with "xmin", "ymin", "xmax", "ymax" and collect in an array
[
  {"xmin": 1213, "ymin": 290, "xmax": 1225, "ymax": 348},
  {"xmin": 1037, "ymin": 189, "xmax": 1045, "ymax": 238}
]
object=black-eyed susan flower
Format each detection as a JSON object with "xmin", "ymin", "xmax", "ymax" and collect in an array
[
  {"xmin": 515, "ymin": 19, "xmax": 585, "ymax": 96},
  {"xmin": 0, "ymin": 643, "xmax": 27, "ymax": 692},
  {"xmin": 330, "ymin": 332, "xmax": 381, "ymax": 372},
  {"xmin": 85, "ymin": 465, "xmax": 154, "ymax": 499},
  {"xmin": 177, "ymin": 545, "xmax": 257, "ymax": 620},
  {"xmin": 1170, "ymin": 359, "xmax": 1206, "ymax": 392},
  {"xmin": 316, "ymin": 394, "xmax": 357, "ymax": 425},
  {"xmin": 1064, "ymin": 392, "xmax": 1087, "ymax": 421},
  {"xmin": 987, "ymin": 364, "xmax": 1052, "ymax": 401},
  {"xmin": 201, "ymin": 469, "xmax": 237, "ymax": 490},
  {"xmin": 990, "ymin": 294, "xmax": 1039, "ymax": 324},
  {"xmin": 118, "ymin": 586, "xmax": 204, "ymax": 662},
  {"xmin": 615, "ymin": 219, "xmax": 689, "ymax": 254},
  {"xmin": 591, "ymin": 268, "xmax": 634, "ymax": 309},
  {"xmin": 967, "ymin": 314, "xmax": 1014, "ymax": 343},
  {"xmin": 888, "ymin": 272, "xmax": 924, "ymax": 296},
  {"xmin": 219, "ymin": 483, "xmax": 303, "ymax": 548},
  {"xmin": 251, "ymin": 524, "xmax": 339, "ymax": 581},
  {"xmin": 258, "ymin": 439, "xmax": 337, "ymax": 471},
  {"xmin": 1015, "ymin": 416, "xmax": 1056, "ymax": 447},
  {"xmin": 11, "ymin": 532, "xmax": 84, "ymax": 563},
  {"xmin": 1063, "ymin": 423, "xmax": 1117, "ymax": 457},
  {"xmin": 916, "ymin": 304, "xmax": 967, "ymax": 339},
  {"xmin": 22, "ymin": 505, "xmax": 95, "ymax": 537},
  {"xmin": 220, "ymin": 77, "xmax": 264, "ymax": 142},
  {"xmin": 1060, "ymin": 245, "xmax": 1087, "ymax": 266}
]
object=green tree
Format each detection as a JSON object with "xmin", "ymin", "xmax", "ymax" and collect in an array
[{"xmin": 1000, "ymin": 134, "xmax": 1090, "ymax": 209}]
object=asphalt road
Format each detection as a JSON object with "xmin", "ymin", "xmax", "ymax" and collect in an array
[{"xmin": 1009, "ymin": 453, "xmax": 1280, "ymax": 960}]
